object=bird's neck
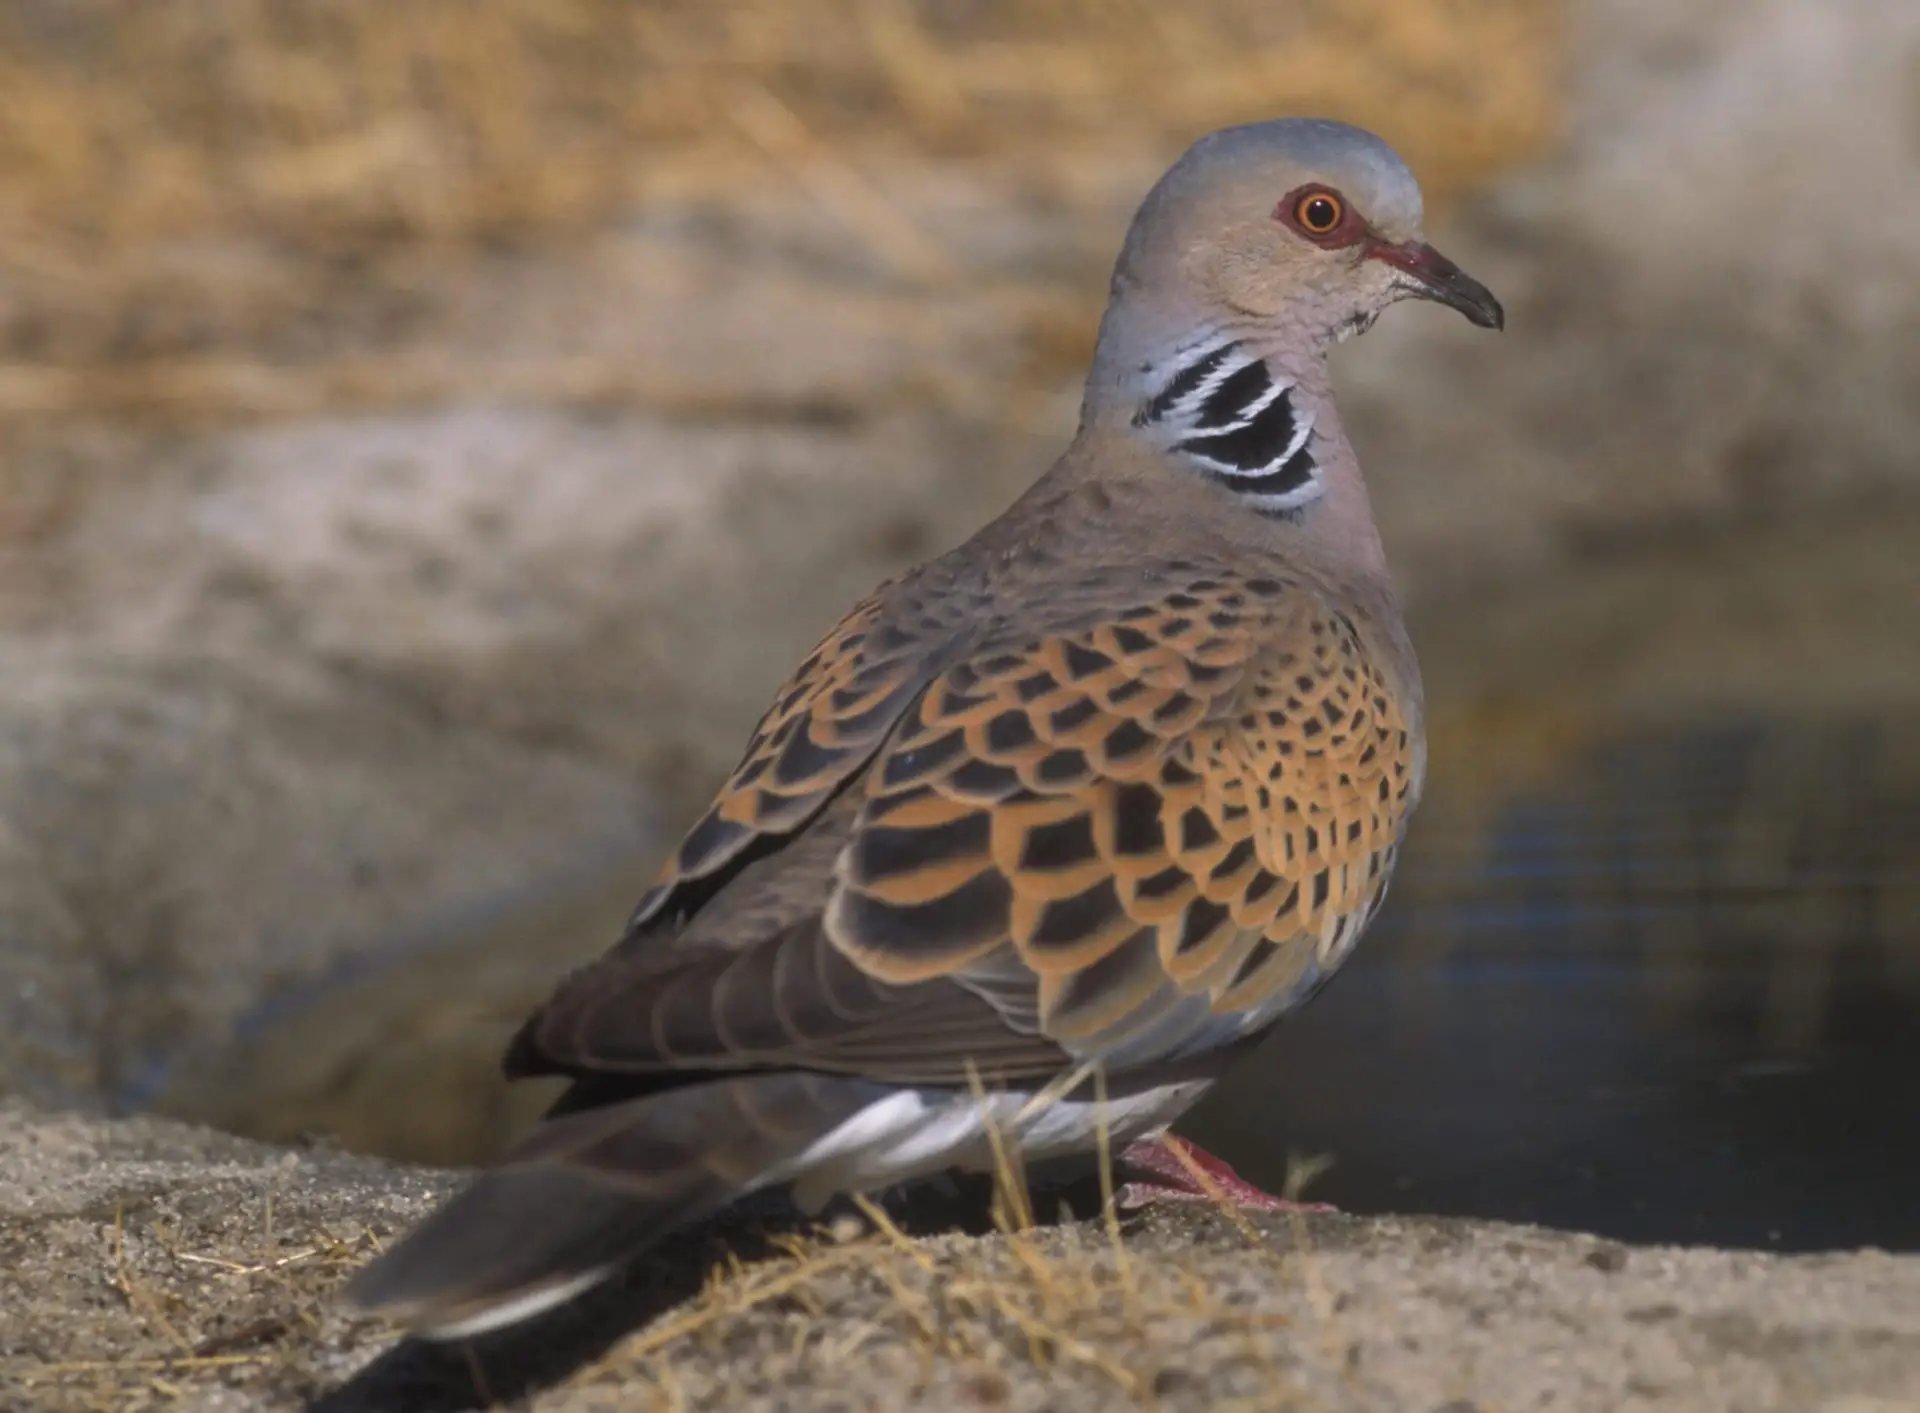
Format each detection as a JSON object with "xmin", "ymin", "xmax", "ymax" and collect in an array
[{"xmin": 1078, "ymin": 315, "xmax": 1391, "ymax": 584}]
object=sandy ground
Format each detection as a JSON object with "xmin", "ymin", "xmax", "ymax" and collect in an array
[{"xmin": 2, "ymin": 1101, "xmax": 1917, "ymax": 1413}]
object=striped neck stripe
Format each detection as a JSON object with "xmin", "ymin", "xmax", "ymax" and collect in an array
[{"xmin": 1134, "ymin": 334, "xmax": 1324, "ymax": 513}]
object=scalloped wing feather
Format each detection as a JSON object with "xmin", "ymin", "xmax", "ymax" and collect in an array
[
  {"xmin": 827, "ymin": 571, "xmax": 1418, "ymax": 1066},
  {"xmin": 624, "ymin": 579, "xmax": 979, "ymax": 937},
  {"xmin": 518, "ymin": 569, "xmax": 1416, "ymax": 1088}
]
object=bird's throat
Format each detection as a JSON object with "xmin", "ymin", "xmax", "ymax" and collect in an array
[{"xmin": 1131, "ymin": 332, "xmax": 1327, "ymax": 514}]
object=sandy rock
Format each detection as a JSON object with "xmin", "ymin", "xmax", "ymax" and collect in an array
[
  {"xmin": 0, "ymin": 640, "xmax": 651, "ymax": 1120},
  {"xmin": 2, "ymin": 1102, "xmax": 1917, "ymax": 1412},
  {"xmin": 0, "ymin": 399, "xmax": 1053, "ymax": 1142}
]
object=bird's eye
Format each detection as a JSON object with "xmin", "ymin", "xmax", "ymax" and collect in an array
[{"xmin": 1295, "ymin": 191, "xmax": 1344, "ymax": 234}]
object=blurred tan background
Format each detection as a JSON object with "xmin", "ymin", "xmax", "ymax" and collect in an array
[
  {"xmin": 0, "ymin": 0, "xmax": 1552, "ymax": 423},
  {"xmin": 0, "ymin": 0, "xmax": 1914, "ymax": 1201}
]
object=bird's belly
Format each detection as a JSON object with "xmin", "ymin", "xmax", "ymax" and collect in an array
[{"xmin": 782, "ymin": 1079, "xmax": 1213, "ymax": 1212}]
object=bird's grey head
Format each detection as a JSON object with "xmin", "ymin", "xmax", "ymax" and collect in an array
[{"xmin": 1088, "ymin": 119, "xmax": 1502, "ymax": 516}]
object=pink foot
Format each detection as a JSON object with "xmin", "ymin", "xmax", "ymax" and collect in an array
[{"xmin": 1116, "ymin": 1135, "xmax": 1335, "ymax": 1213}]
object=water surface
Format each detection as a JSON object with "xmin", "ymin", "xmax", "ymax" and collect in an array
[{"xmin": 1191, "ymin": 719, "xmax": 1920, "ymax": 1251}]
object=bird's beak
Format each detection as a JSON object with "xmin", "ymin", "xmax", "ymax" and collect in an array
[{"xmin": 1365, "ymin": 240, "xmax": 1504, "ymax": 330}]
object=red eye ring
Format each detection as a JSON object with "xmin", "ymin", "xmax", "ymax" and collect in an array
[{"xmin": 1276, "ymin": 184, "xmax": 1362, "ymax": 245}]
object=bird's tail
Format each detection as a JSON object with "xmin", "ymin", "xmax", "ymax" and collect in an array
[{"xmin": 343, "ymin": 1073, "xmax": 886, "ymax": 1339}]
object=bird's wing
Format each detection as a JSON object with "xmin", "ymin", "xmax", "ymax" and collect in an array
[
  {"xmin": 513, "ymin": 569, "xmax": 1418, "ymax": 1087},
  {"xmin": 621, "ymin": 582, "xmax": 970, "ymax": 938}
]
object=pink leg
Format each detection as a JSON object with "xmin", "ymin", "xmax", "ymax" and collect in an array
[{"xmin": 1116, "ymin": 1134, "xmax": 1336, "ymax": 1213}]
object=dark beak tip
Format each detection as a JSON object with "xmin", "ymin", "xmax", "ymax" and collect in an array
[
  {"xmin": 1433, "ymin": 263, "xmax": 1504, "ymax": 333},
  {"xmin": 1369, "ymin": 239, "xmax": 1504, "ymax": 332}
]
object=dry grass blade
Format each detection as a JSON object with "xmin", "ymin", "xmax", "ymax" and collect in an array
[
  {"xmin": 1091, "ymin": 1064, "xmax": 1139, "ymax": 1315},
  {"xmin": 14, "ymin": 1353, "xmax": 274, "ymax": 1375},
  {"xmin": 849, "ymin": 1192, "xmax": 936, "ymax": 1273},
  {"xmin": 595, "ymin": 1241, "xmax": 876, "ymax": 1370},
  {"xmin": 111, "ymin": 1202, "xmax": 196, "ymax": 1358},
  {"xmin": 957, "ymin": 1273, "xmax": 1143, "ymax": 1395},
  {"xmin": 842, "ymin": 1199, "xmax": 952, "ymax": 1356},
  {"xmin": 963, "ymin": 1059, "xmax": 1034, "ymax": 1235},
  {"xmin": 173, "ymin": 1246, "xmax": 323, "ymax": 1275}
]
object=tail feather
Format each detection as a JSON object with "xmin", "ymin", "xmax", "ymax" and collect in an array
[{"xmin": 344, "ymin": 1073, "xmax": 885, "ymax": 1338}]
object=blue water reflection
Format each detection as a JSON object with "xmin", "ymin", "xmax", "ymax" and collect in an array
[{"xmin": 1189, "ymin": 721, "xmax": 1920, "ymax": 1251}]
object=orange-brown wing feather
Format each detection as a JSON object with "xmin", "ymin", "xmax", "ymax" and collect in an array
[
  {"xmin": 624, "ymin": 581, "xmax": 971, "ymax": 936},
  {"xmin": 827, "ymin": 573, "xmax": 1418, "ymax": 1066}
]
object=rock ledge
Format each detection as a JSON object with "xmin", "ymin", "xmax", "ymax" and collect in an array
[{"xmin": 2, "ymin": 1103, "xmax": 1916, "ymax": 1412}]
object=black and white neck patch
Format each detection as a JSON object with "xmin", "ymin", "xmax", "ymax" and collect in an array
[{"xmin": 1133, "ymin": 333, "xmax": 1322, "ymax": 513}]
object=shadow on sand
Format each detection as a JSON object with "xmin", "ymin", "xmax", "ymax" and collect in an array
[{"xmin": 309, "ymin": 1171, "xmax": 1102, "ymax": 1411}]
